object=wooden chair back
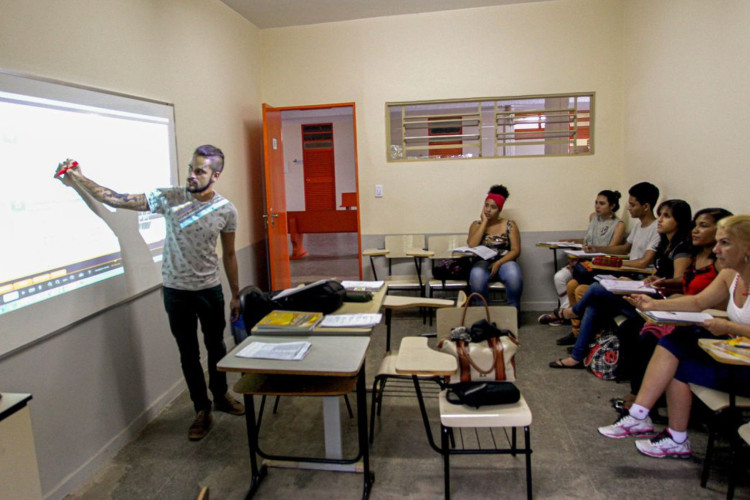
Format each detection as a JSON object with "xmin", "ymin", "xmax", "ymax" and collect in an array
[
  {"xmin": 384, "ymin": 234, "xmax": 425, "ymax": 258},
  {"xmin": 427, "ymin": 234, "xmax": 466, "ymax": 259}
]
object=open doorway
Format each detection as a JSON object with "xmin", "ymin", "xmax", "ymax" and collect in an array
[{"xmin": 279, "ymin": 105, "xmax": 361, "ymax": 286}]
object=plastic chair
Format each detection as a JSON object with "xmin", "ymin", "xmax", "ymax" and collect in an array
[
  {"xmin": 689, "ymin": 383, "xmax": 750, "ymax": 495},
  {"xmin": 369, "ymin": 291, "xmax": 467, "ymax": 443}
]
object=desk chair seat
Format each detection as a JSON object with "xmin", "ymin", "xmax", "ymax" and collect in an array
[
  {"xmin": 438, "ymin": 391, "xmax": 532, "ymax": 500},
  {"xmin": 689, "ymin": 383, "xmax": 750, "ymax": 495},
  {"xmin": 369, "ymin": 293, "xmax": 467, "ymax": 444}
]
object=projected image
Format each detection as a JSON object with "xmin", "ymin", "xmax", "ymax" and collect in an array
[{"xmin": 0, "ymin": 90, "xmax": 173, "ymax": 316}]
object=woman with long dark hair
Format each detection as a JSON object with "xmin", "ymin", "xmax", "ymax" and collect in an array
[{"xmin": 549, "ymin": 200, "xmax": 694, "ymax": 368}]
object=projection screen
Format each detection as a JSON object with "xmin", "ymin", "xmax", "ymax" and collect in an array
[{"xmin": 0, "ymin": 70, "xmax": 178, "ymax": 357}]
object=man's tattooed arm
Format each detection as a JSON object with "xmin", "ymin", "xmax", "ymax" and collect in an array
[{"xmin": 67, "ymin": 169, "xmax": 149, "ymax": 211}]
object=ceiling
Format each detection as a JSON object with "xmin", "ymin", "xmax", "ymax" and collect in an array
[{"xmin": 219, "ymin": 0, "xmax": 548, "ymax": 29}]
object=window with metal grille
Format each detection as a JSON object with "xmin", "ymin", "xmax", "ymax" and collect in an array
[{"xmin": 387, "ymin": 93, "xmax": 592, "ymax": 161}]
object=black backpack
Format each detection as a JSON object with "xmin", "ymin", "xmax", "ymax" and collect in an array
[
  {"xmin": 239, "ymin": 280, "xmax": 346, "ymax": 330},
  {"xmin": 274, "ymin": 280, "xmax": 346, "ymax": 315}
]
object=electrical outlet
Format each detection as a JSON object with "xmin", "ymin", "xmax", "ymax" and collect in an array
[{"xmin": 374, "ymin": 184, "xmax": 383, "ymax": 198}]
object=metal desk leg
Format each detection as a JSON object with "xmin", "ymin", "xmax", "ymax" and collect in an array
[
  {"xmin": 243, "ymin": 394, "xmax": 267, "ymax": 499},
  {"xmin": 357, "ymin": 364, "xmax": 375, "ymax": 498}
]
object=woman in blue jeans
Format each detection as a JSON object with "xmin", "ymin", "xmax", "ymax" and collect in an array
[
  {"xmin": 549, "ymin": 199, "xmax": 694, "ymax": 368},
  {"xmin": 467, "ymin": 184, "xmax": 523, "ymax": 312}
]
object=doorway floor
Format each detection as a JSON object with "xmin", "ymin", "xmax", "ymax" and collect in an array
[{"xmin": 290, "ymin": 232, "xmax": 359, "ymax": 286}]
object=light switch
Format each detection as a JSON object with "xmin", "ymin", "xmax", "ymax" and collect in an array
[{"xmin": 374, "ymin": 184, "xmax": 383, "ymax": 198}]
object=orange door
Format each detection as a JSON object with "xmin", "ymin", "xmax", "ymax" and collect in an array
[
  {"xmin": 302, "ymin": 123, "xmax": 336, "ymax": 210},
  {"xmin": 262, "ymin": 104, "xmax": 291, "ymax": 290}
]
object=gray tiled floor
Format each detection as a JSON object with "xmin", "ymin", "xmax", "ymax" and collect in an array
[{"xmin": 67, "ymin": 309, "xmax": 748, "ymax": 499}]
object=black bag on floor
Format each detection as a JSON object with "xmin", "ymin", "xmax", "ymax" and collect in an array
[{"xmin": 445, "ymin": 381, "xmax": 520, "ymax": 408}]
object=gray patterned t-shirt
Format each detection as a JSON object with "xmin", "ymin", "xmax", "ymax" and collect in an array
[{"xmin": 147, "ymin": 187, "xmax": 237, "ymax": 291}]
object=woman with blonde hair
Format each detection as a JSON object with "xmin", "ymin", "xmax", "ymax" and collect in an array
[{"xmin": 597, "ymin": 214, "xmax": 750, "ymax": 459}]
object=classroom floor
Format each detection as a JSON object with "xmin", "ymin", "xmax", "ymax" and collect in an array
[
  {"xmin": 66, "ymin": 308, "xmax": 749, "ymax": 499},
  {"xmin": 290, "ymin": 232, "xmax": 360, "ymax": 286}
]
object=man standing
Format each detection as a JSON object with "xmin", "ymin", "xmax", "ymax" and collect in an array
[{"xmin": 56, "ymin": 145, "xmax": 244, "ymax": 441}]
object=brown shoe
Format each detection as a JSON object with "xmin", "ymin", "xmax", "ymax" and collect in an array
[
  {"xmin": 188, "ymin": 410, "xmax": 213, "ymax": 441},
  {"xmin": 214, "ymin": 393, "xmax": 245, "ymax": 416}
]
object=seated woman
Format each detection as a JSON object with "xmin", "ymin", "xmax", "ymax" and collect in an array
[
  {"xmin": 597, "ymin": 214, "xmax": 750, "ymax": 459},
  {"xmin": 467, "ymin": 184, "xmax": 522, "ymax": 312},
  {"xmin": 539, "ymin": 189, "xmax": 626, "ymax": 326},
  {"xmin": 625, "ymin": 208, "xmax": 733, "ymax": 399},
  {"xmin": 549, "ymin": 199, "xmax": 693, "ymax": 368}
]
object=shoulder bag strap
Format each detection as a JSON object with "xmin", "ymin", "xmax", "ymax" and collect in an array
[
  {"xmin": 456, "ymin": 340, "xmax": 472, "ymax": 382},
  {"xmin": 488, "ymin": 337, "xmax": 506, "ymax": 381}
]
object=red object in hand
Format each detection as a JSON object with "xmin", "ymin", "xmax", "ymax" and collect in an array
[{"xmin": 55, "ymin": 161, "xmax": 79, "ymax": 178}]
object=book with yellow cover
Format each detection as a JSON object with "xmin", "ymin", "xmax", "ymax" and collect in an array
[{"xmin": 255, "ymin": 310, "xmax": 323, "ymax": 331}]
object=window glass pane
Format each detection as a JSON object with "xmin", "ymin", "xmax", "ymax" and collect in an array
[{"xmin": 387, "ymin": 93, "xmax": 593, "ymax": 161}]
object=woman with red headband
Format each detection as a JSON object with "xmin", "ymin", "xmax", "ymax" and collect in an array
[{"xmin": 467, "ymin": 184, "xmax": 523, "ymax": 315}]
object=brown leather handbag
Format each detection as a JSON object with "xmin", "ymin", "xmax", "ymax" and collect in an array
[{"xmin": 438, "ymin": 293, "xmax": 519, "ymax": 382}]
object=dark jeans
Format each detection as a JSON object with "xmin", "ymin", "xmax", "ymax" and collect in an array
[
  {"xmin": 163, "ymin": 285, "xmax": 228, "ymax": 412},
  {"xmin": 570, "ymin": 282, "xmax": 640, "ymax": 362}
]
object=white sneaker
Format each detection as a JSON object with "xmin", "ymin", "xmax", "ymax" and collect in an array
[
  {"xmin": 635, "ymin": 430, "xmax": 692, "ymax": 459},
  {"xmin": 598, "ymin": 414, "xmax": 655, "ymax": 439}
]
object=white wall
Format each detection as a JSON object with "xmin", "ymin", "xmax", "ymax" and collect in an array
[
  {"xmin": 0, "ymin": 0, "xmax": 263, "ymax": 497},
  {"xmin": 261, "ymin": 0, "xmax": 627, "ymax": 235},
  {"xmin": 622, "ymin": 0, "xmax": 750, "ymax": 215}
]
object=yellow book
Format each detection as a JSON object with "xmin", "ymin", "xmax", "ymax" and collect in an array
[{"xmin": 255, "ymin": 310, "xmax": 323, "ymax": 331}]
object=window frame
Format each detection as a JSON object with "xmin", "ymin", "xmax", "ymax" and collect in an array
[{"xmin": 386, "ymin": 92, "xmax": 594, "ymax": 162}]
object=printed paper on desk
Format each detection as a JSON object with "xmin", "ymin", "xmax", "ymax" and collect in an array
[
  {"xmin": 451, "ymin": 245, "xmax": 498, "ymax": 260},
  {"xmin": 236, "ymin": 341, "xmax": 312, "ymax": 361},
  {"xmin": 539, "ymin": 241, "xmax": 583, "ymax": 249},
  {"xmin": 564, "ymin": 249, "xmax": 606, "ymax": 258},
  {"xmin": 319, "ymin": 313, "xmax": 383, "ymax": 328},
  {"xmin": 641, "ymin": 310, "xmax": 713, "ymax": 324},
  {"xmin": 599, "ymin": 279, "xmax": 657, "ymax": 295}
]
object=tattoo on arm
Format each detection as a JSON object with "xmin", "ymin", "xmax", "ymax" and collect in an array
[{"xmin": 77, "ymin": 176, "xmax": 148, "ymax": 210}]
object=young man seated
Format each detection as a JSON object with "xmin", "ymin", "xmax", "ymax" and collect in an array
[{"xmin": 554, "ymin": 182, "xmax": 661, "ymax": 347}]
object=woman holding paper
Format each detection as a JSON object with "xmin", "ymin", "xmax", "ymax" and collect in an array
[
  {"xmin": 625, "ymin": 207, "xmax": 733, "ymax": 400},
  {"xmin": 538, "ymin": 189, "xmax": 625, "ymax": 325},
  {"xmin": 467, "ymin": 184, "xmax": 523, "ymax": 312},
  {"xmin": 597, "ymin": 214, "xmax": 750, "ymax": 459},
  {"xmin": 548, "ymin": 200, "xmax": 694, "ymax": 368}
]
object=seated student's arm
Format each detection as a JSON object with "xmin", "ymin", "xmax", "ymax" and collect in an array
[
  {"xmin": 643, "ymin": 255, "xmax": 692, "ymax": 293},
  {"xmin": 608, "ymin": 221, "xmax": 627, "ymax": 247},
  {"xmin": 626, "ymin": 268, "xmax": 733, "ymax": 312},
  {"xmin": 467, "ymin": 217, "xmax": 487, "ymax": 248},
  {"xmin": 490, "ymin": 221, "xmax": 521, "ymax": 277},
  {"xmin": 623, "ymin": 249, "xmax": 656, "ymax": 269},
  {"xmin": 588, "ymin": 240, "xmax": 631, "ymax": 255}
]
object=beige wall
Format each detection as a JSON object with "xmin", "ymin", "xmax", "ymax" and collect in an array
[
  {"xmin": 0, "ymin": 0, "xmax": 263, "ymax": 496},
  {"xmin": 261, "ymin": 0, "xmax": 627, "ymax": 234},
  {"xmin": 1, "ymin": 0, "xmax": 263, "ymax": 251},
  {"xmin": 622, "ymin": 0, "xmax": 750, "ymax": 215}
]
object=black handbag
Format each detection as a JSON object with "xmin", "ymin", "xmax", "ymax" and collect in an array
[
  {"xmin": 432, "ymin": 257, "xmax": 473, "ymax": 281},
  {"xmin": 445, "ymin": 381, "xmax": 520, "ymax": 408}
]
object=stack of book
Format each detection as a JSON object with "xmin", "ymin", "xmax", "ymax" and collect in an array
[{"xmin": 255, "ymin": 310, "xmax": 323, "ymax": 332}]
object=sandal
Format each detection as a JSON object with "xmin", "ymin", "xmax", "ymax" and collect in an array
[
  {"xmin": 537, "ymin": 309, "xmax": 564, "ymax": 326},
  {"xmin": 548, "ymin": 358, "xmax": 584, "ymax": 369}
]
